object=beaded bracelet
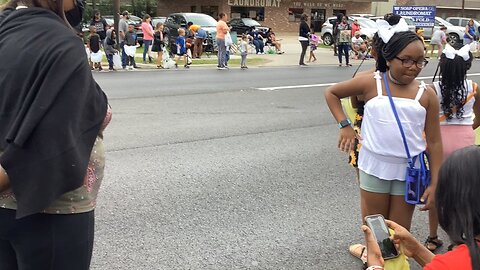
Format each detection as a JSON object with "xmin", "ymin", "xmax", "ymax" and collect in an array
[{"xmin": 366, "ymin": 266, "xmax": 384, "ymax": 270}]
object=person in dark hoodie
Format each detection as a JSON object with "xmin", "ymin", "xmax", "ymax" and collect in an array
[
  {"xmin": 104, "ymin": 28, "xmax": 119, "ymax": 71},
  {"xmin": 0, "ymin": 0, "xmax": 110, "ymax": 269}
]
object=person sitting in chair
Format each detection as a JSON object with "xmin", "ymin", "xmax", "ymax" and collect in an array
[
  {"xmin": 247, "ymin": 26, "xmax": 265, "ymax": 54},
  {"xmin": 266, "ymin": 28, "xmax": 284, "ymax": 54},
  {"xmin": 351, "ymin": 31, "xmax": 367, "ymax": 60}
]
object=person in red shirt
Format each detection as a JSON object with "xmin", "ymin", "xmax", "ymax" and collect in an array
[
  {"xmin": 362, "ymin": 146, "xmax": 480, "ymax": 270},
  {"xmin": 351, "ymin": 19, "xmax": 361, "ymax": 38}
]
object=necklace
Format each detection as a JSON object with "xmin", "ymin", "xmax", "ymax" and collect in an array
[{"xmin": 388, "ymin": 71, "xmax": 407, "ymax": 85}]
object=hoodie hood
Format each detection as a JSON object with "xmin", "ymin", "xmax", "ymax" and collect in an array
[{"xmin": 106, "ymin": 28, "xmax": 114, "ymax": 40}]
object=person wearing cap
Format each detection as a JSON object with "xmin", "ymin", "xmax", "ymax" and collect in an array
[
  {"xmin": 430, "ymin": 26, "xmax": 447, "ymax": 59},
  {"xmin": 351, "ymin": 31, "xmax": 366, "ymax": 60},
  {"xmin": 118, "ymin": 10, "xmax": 130, "ymax": 69}
]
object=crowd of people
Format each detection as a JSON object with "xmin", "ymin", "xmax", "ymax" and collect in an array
[
  {"xmin": 325, "ymin": 12, "xmax": 480, "ymax": 270},
  {"xmin": 1, "ymin": 0, "xmax": 480, "ymax": 268},
  {"xmin": 298, "ymin": 13, "xmax": 370, "ymax": 67},
  {"xmin": 84, "ymin": 11, "xmax": 286, "ymax": 71}
]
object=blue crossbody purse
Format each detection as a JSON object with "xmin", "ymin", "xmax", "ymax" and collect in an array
[{"xmin": 383, "ymin": 73, "xmax": 431, "ymax": 205}]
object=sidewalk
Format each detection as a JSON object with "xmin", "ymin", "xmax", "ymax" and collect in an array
[{"xmin": 131, "ymin": 33, "xmax": 374, "ymax": 69}]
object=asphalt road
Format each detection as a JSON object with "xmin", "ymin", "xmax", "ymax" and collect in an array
[{"xmin": 91, "ymin": 62, "xmax": 480, "ymax": 269}]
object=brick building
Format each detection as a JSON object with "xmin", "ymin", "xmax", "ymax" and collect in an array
[{"xmin": 157, "ymin": 0, "xmax": 387, "ymax": 32}]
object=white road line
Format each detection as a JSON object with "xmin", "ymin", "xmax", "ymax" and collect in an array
[{"xmin": 256, "ymin": 72, "xmax": 480, "ymax": 91}]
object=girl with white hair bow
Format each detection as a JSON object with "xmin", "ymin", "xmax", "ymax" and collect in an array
[
  {"xmin": 425, "ymin": 43, "xmax": 480, "ymax": 252},
  {"xmin": 325, "ymin": 14, "xmax": 443, "ymax": 268}
]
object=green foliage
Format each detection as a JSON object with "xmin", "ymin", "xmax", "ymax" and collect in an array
[{"xmin": 82, "ymin": 0, "xmax": 156, "ymax": 23}]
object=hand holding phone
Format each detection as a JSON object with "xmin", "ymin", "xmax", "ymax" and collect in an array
[{"xmin": 365, "ymin": 214, "xmax": 399, "ymax": 260}]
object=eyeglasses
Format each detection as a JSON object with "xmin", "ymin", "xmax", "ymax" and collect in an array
[{"xmin": 394, "ymin": 57, "xmax": 428, "ymax": 68}]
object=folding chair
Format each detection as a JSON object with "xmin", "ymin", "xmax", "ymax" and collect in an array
[{"xmin": 229, "ymin": 31, "xmax": 240, "ymax": 54}]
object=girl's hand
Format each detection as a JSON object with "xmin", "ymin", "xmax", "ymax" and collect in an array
[
  {"xmin": 420, "ymin": 185, "xmax": 436, "ymax": 211},
  {"xmin": 338, "ymin": 126, "xmax": 356, "ymax": 153},
  {"xmin": 385, "ymin": 220, "xmax": 421, "ymax": 258}
]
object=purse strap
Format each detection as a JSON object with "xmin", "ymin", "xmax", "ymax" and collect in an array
[{"xmin": 382, "ymin": 72, "xmax": 414, "ymax": 168}]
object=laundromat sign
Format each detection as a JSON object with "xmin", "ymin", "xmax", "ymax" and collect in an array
[{"xmin": 227, "ymin": 0, "xmax": 282, "ymax": 7}]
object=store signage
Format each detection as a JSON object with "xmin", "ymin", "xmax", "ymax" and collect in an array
[
  {"xmin": 227, "ymin": 0, "xmax": 282, "ymax": 7},
  {"xmin": 292, "ymin": 2, "xmax": 345, "ymax": 8},
  {"xmin": 393, "ymin": 6, "xmax": 436, "ymax": 27}
]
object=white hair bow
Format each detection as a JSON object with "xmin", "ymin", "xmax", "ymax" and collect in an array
[
  {"xmin": 443, "ymin": 44, "xmax": 470, "ymax": 61},
  {"xmin": 376, "ymin": 18, "xmax": 410, "ymax": 43}
]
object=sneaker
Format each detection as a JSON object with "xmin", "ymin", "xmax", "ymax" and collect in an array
[
  {"xmin": 217, "ymin": 67, "xmax": 226, "ymax": 70},
  {"xmin": 184, "ymin": 64, "xmax": 189, "ymax": 69}
]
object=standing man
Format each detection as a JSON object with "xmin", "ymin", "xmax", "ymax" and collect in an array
[
  {"xmin": 216, "ymin": 13, "xmax": 229, "ymax": 70},
  {"xmin": 118, "ymin": 11, "xmax": 130, "ymax": 69}
]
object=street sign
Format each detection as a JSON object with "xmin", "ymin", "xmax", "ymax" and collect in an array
[{"xmin": 393, "ymin": 6, "xmax": 436, "ymax": 28}]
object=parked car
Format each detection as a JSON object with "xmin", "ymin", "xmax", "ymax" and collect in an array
[
  {"xmin": 152, "ymin": 16, "xmax": 166, "ymax": 27},
  {"xmin": 349, "ymin": 14, "xmax": 375, "ymax": 18},
  {"xmin": 102, "ymin": 15, "xmax": 144, "ymax": 46},
  {"xmin": 164, "ymin": 13, "xmax": 218, "ymax": 54},
  {"xmin": 446, "ymin": 17, "xmax": 480, "ymax": 37},
  {"xmin": 421, "ymin": 17, "xmax": 464, "ymax": 45},
  {"xmin": 320, "ymin": 16, "xmax": 377, "ymax": 46},
  {"xmin": 228, "ymin": 18, "xmax": 269, "ymax": 37},
  {"xmin": 370, "ymin": 15, "xmax": 416, "ymax": 33}
]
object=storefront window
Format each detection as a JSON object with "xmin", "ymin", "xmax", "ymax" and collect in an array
[
  {"xmin": 201, "ymin": 6, "xmax": 219, "ymax": 19},
  {"xmin": 288, "ymin": 8, "xmax": 304, "ymax": 22},
  {"xmin": 231, "ymin": 7, "xmax": 265, "ymax": 21}
]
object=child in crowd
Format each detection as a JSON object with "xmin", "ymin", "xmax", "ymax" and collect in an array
[
  {"xmin": 429, "ymin": 26, "xmax": 447, "ymax": 59},
  {"xmin": 175, "ymin": 28, "xmax": 189, "ymax": 69},
  {"xmin": 308, "ymin": 30, "xmax": 320, "ymax": 62},
  {"xmin": 425, "ymin": 44, "xmax": 480, "ymax": 252},
  {"xmin": 87, "ymin": 25, "xmax": 102, "ymax": 71},
  {"xmin": 104, "ymin": 29, "xmax": 118, "ymax": 71},
  {"xmin": 124, "ymin": 23, "xmax": 139, "ymax": 70},
  {"xmin": 152, "ymin": 22, "xmax": 165, "ymax": 69},
  {"xmin": 240, "ymin": 34, "xmax": 249, "ymax": 69},
  {"xmin": 325, "ymin": 17, "xmax": 443, "ymax": 268}
]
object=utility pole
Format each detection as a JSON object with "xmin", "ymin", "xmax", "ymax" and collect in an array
[
  {"xmin": 113, "ymin": 0, "xmax": 120, "ymax": 44},
  {"xmin": 461, "ymin": 0, "xmax": 465, "ymax": 17}
]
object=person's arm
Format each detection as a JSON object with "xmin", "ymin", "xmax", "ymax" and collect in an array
[
  {"xmin": 222, "ymin": 22, "xmax": 228, "ymax": 34},
  {"xmin": 324, "ymin": 75, "xmax": 370, "ymax": 152},
  {"xmin": 0, "ymin": 165, "xmax": 10, "ymax": 193},
  {"xmin": 144, "ymin": 23, "xmax": 154, "ymax": 37},
  {"xmin": 102, "ymin": 18, "xmax": 108, "ymax": 31},
  {"xmin": 421, "ymin": 86, "xmax": 443, "ymax": 211},
  {"xmin": 473, "ymin": 83, "xmax": 480, "ymax": 129},
  {"xmin": 363, "ymin": 220, "xmax": 436, "ymax": 268},
  {"xmin": 119, "ymin": 22, "xmax": 126, "ymax": 39},
  {"xmin": 466, "ymin": 25, "xmax": 473, "ymax": 39}
]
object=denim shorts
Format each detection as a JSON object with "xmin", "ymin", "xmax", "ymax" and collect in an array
[{"xmin": 359, "ymin": 170, "xmax": 405, "ymax": 196}]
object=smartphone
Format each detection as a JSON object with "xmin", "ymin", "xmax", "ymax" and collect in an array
[{"xmin": 365, "ymin": 214, "xmax": 399, "ymax": 260}]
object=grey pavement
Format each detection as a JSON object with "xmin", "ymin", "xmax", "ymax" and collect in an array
[{"xmin": 89, "ymin": 64, "xmax": 476, "ymax": 269}]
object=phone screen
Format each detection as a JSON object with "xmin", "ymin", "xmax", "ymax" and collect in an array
[{"xmin": 365, "ymin": 215, "xmax": 399, "ymax": 260}]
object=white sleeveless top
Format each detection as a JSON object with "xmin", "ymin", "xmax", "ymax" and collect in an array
[
  {"xmin": 433, "ymin": 80, "xmax": 475, "ymax": 126},
  {"xmin": 358, "ymin": 72, "xmax": 427, "ymax": 181}
]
